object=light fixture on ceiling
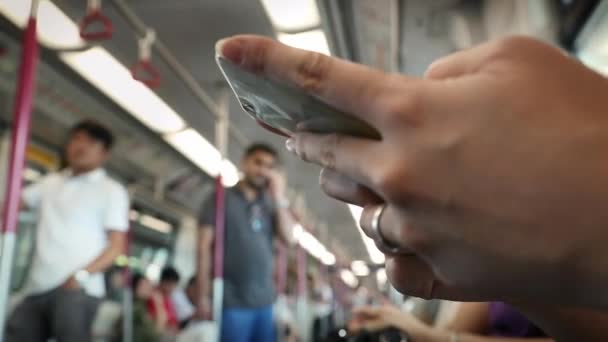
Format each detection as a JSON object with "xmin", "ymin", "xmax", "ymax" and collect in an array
[
  {"xmin": 278, "ymin": 29, "xmax": 330, "ymax": 55},
  {"xmin": 351, "ymin": 260, "xmax": 370, "ymax": 277},
  {"xmin": 293, "ymin": 223, "xmax": 336, "ymax": 265},
  {"xmin": 164, "ymin": 129, "xmax": 239, "ymax": 186},
  {"xmin": 321, "ymin": 251, "xmax": 336, "ymax": 266},
  {"xmin": 340, "ymin": 269, "xmax": 359, "ymax": 288},
  {"xmin": 260, "ymin": 0, "xmax": 320, "ymax": 32},
  {"xmin": 349, "ymin": 204, "xmax": 386, "ymax": 264},
  {"xmin": 61, "ymin": 47, "xmax": 185, "ymax": 134},
  {"xmin": 0, "ymin": 0, "xmax": 85, "ymax": 49}
]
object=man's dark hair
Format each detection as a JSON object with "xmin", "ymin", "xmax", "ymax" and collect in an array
[
  {"xmin": 69, "ymin": 120, "xmax": 114, "ymax": 150},
  {"xmin": 160, "ymin": 266, "xmax": 180, "ymax": 283},
  {"xmin": 243, "ymin": 143, "xmax": 278, "ymax": 161}
]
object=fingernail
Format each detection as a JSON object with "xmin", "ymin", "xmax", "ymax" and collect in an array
[
  {"xmin": 215, "ymin": 37, "xmax": 243, "ymax": 65},
  {"xmin": 285, "ymin": 138, "xmax": 295, "ymax": 153}
]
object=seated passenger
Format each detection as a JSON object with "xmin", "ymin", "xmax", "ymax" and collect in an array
[
  {"xmin": 171, "ymin": 276, "xmax": 195, "ymax": 329},
  {"xmin": 148, "ymin": 267, "xmax": 180, "ymax": 333},
  {"xmin": 185, "ymin": 276, "xmax": 197, "ymax": 307},
  {"xmin": 124, "ymin": 273, "xmax": 163, "ymax": 342},
  {"xmin": 349, "ymin": 302, "xmax": 551, "ymax": 341}
]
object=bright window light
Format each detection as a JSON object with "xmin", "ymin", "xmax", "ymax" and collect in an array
[
  {"xmin": 340, "ymin": 269, "xmax": 358, "ymax": 288},
  {"xmin": 351, "ymin": 260, "xmax": 370, "ymax": 277},
  {"xmin": 139, "ymin": 214, "xmax": 172, "ymax": 233},
  {"xmin": 260, "ymin": 0, "xmax": 320, "ymax": 31},
  {"xmin": 164, "ymin": 128, "xmax": 240, "ymax": 184},
  {"xmin": 278, "ymin": 30, "xmax": 330, "ymax": 55},
  {"xmin": 349, "ymin": 205, "xmax": 386, "ymax": 264},
  {"xmin": 61, "ymin": 47, "xmax": 185, "ymax": 133},
  {"xmin": 0, "ymin": 0, "xmax": 85, "ymax": 48}
]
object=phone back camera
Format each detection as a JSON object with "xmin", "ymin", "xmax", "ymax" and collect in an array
[{"xmin": 240, "ymin": 98, "xmax": 257, "ymax": 115}]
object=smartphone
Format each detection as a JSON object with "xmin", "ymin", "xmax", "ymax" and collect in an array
[{"xmin": 216, "ymin": 55, "xmax": 381, "ymax": 139}]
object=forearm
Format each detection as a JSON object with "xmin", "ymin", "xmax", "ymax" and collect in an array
[
  {"xmin": 515, "ymin": 304, "xmax": 608, "ymax": 341},
  {"xmin": 275, "ymin": 207, "xmax": 295, "ymax": 245}
]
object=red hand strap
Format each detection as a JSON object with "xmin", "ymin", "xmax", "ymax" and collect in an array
[
  {"xmin": 79, "ymin": 9, "xmax": 113, "ymax": 41},
  {"xmin": 130, "ymin": 59, "xmax": 161, "ymax": 89}
]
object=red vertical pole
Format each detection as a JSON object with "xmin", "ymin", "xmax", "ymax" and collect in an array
[
  {"xmin": 1, "ymin": 18, "xmax": 38, "ymax": 234},
  {"xmin": 122, "ymin": 226, "xmax": 133, "ymax": 342},
  {"xmin": 0, "ymin": 5, "xmax": 39, "ymax": 341}
]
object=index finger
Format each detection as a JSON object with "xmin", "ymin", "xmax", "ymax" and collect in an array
[{"xmin": 216, "ymin": 35, "xmax": 402, "ymax": 128}]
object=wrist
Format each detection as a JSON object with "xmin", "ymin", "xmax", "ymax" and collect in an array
[{"xmin": 74, "ymin": 269, "xmax": 90, "ymax": 283}]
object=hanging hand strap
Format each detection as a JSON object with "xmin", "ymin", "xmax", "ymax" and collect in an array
[
  {"xmin": 79, "ymin": 0, "xmax": 113, "ymax": 41},
  {"xmin": 130, "ymin": 29, "xmax": 161, "ymax": 88}
]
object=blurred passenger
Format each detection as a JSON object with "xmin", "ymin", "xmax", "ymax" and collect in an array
[
  {"xmin": 196, "ymin": 143, "xmax": 295, "ymax": 342},
  {"xmin": 171, "ymin": 275, "xmax": 196, "ymax": 329},
  {"xmin": 148, "ymin": 267, "xmax": 180, "ymax": 332},
  {"xmin": 185, "ymin": 275, "xmax": 197, "ymax": 306},
  {"xmin": 127, "ymin": 273, "xmax": 163, "ymax": 342},
  {"xmin": 7, "ymin": 120, "xmax": 129, "ymax": 342},
  {"xmin": 349, "ymin": 302, "xmax": 551, "ymax": 341},
  {"xmin": 310, "ymin": 272, "xmax": 335, "ymax": 341}
]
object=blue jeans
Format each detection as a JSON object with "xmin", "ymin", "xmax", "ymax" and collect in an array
[{"xmin": 221, "ymin": 306, "xmax": 275, "ymax": 342}]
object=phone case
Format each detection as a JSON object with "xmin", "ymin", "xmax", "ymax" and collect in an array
[{"xmin": 216, "ymin": 56, "xmax": 380, "ymax": 139}]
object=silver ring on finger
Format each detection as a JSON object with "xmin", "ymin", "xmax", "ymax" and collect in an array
[{"xmin": 371, "ymin": 204, "xmax": 411, "ymax": 255}]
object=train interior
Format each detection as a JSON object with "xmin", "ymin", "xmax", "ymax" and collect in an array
[{"xmin": 0, "ymin": 0, "xmax": 606, "ymax": 341}]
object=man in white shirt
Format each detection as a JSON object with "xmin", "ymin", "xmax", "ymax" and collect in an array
[{"xmin": 6, "ymin": 120, "xmax": 129, "ymax": 342}]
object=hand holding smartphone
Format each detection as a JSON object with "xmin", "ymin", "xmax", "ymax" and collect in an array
[{"xmin": 216, "ymin": 55, "xmax": 381, "ymax": 140}]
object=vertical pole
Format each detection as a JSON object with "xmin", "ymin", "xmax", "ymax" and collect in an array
[
  {"xmin": 275, "ymin": 241, "xmax": 288, "ymax": 341},
  {"xmin": 122, "ymin": 226, "xmax": 133, "ymax": 342},
  {"xmin": 212, "ymin": 90, "xmax": 229, "ymax": 341},
  {"xmin": 0, "ymin": 2, "xmax": 39, "ymax": 340},
  {"xmin": 296, "ymin": 246, "xmax": 308, "ymax": 342}
]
